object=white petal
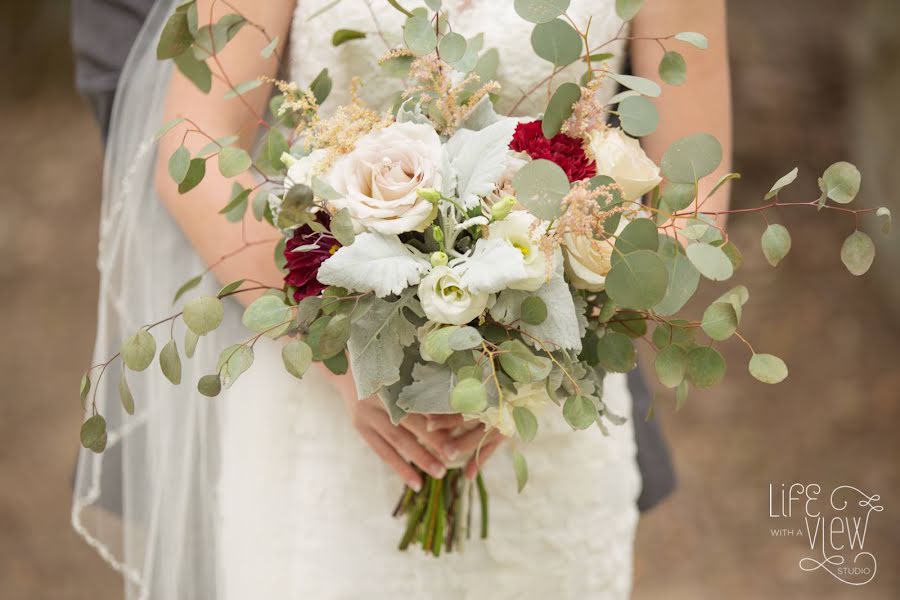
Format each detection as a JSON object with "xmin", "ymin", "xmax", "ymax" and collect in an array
[
  {"xmin": 454, "ymin": 237, "xmax": 527, "ymax": 294},
  {"xmin": 317, "ymin": 232, "xmax": 430, "ymax": 297}
]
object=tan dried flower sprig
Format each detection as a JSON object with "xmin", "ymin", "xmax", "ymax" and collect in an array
[
  {"xmin": 561, "ymin": 75, "xmax": 610, "ymax": 141},
  {"xmin": 402, "ymin": 54, "xmax": 500, "ymax": 134}
]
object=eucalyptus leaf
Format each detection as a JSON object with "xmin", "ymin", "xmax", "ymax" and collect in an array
[
  {"xmin": 404, "ymin": 14, "xmax": 437, "ymax": 55},
  {"xmin": 705, "ymin": 172, "xmax": 741, "ymax": 199},
  {"xmin": 661, "ymin": 133, "xmax": 722, "ymax": 183},
  {"xmin": 183, "ymin": 296, "xmax": 224, "ymax": 336},
  {"xmin": 261, "ymin": 35, "xmax": 279, "ymax": 58},
  {"xmin": 749, "ymin": 353, "xmax": 788, "ymax": 384},
  {"xmin": 542, "ymin": 82, "xmax": 581, "ymax": 138},
  {"xmin": 79, "ymin": 373, "xmax": 91, "ymax": 408},
  {"xmin": 612, "ymin": 218, "xmax": 658, "ymax": 257},
  {"xmin": 840, "ymin": 230, "xmax": 875, "ymax": 276},
  {"xmin": 242, "ymin": 294, "xmax": 292, "ymax": 337},
  {"xmin": 511, "ymin": 159, "xmax": 570, "ymax": 220},
  {"xmin": 119, "ymin": 372, "xmax": 135, "ymax": 415},
  {"xmin": 450, "ymin": 378, "xmax": 488, "ymax": 413},
  {"xmin": 184, "ymin": 329, "xmax": 199, "ymax": 359},
  {"xmin": 563, "ymin": 394, "xmax": 596, "ymax": 429},
  {"xmin": 310, "ymin": 68, "xmax": 332, "ymax": 105},
  {"xmin": 282, "ymin": 339, "xmax": 313, "ymax": 378},
  {"xmin": 520, "ymin": 296, "xmax": 548, "ymax": 325},
  {"xmin": 877, "ymin": 207, "xmax": 892, "ymax": 234},
  {"xmin": 216, "ymin": 344, "xmax": 254, "ymax": 388},
  {"xmin": 764, "ymin": 167, "xmax": 798, "ymax": 200},
  {"xmin": 197, "ymin": 374, "xmax": 222, "ymax": 397},
  {"xmin": 159, "ymin": 339, "xmax": 182, "ymax": 385},
  {"xmin": 121, "ymin": 330, "xmax": 156, "ymax": 372},
  {"xmin": 595, "ymin": 330, "xmax": 635, "ymax": 372},
  {"xmin": 332, "ymin": 29, "xmax": 367, "ymax": 46},
  {"xmin": 615, "ymin": 0, "xmax": 645, "ymax": 21},
  {"xmin": 701, "ymin": 302, "xmax": 738, "ymax": 341},
  {"xmin": 174, "ymin": 51, "xmax": 211, "ymax": 93},
  {"xmin": 178, "ymin": 158, "xmax": 206, "ymax": 194},
  {"xmin": 438, "ymin": 32, "xmax": 467, "ymax": 62},
  {"xmin": 80, "ymin": 414, "xmax": 107, "ymax": 452},
  {"xmin": 513, "ymin": 406, "xmax": 538, "ymax": 442},
  {"xmin": 217, "ymin": 279, "xmax": 246, "ymax": 298},
  {"xmin": 531, "ymin": 19, "xmax": 583, "ymax": 67},
  {"xmin": 658, "ymin": 51, "xmax": 687, "ymax": 86},
  {"xmin": 604, "ymin": 250, "xmax": 668, "ymax": 309},
  {"xmin": 157, "ymin": 10, "xmax": 192, "ymax": 59},
  {"xmin": 617, "ymin": 95, "xmax": 659, "ymax": 137},
  {"xmin": 217, "ymin": 146, "xmax": 252, "ymax": 177},
  {"xmin": 820, "ymin": 161, "xmax": 861, "ymax": 204},
  {"xmin": 685, "ymin": 242, "xmax": 733, "ymax": 281},
  {"xmin": 686, "ymin": 346, "xmax": 725, "ymax": 388},
  {"xmin": 655, "ymin": 344, "xmax": 687, "ymax": 389},
  {"xmin": 513, "ymin": 451, "xmax": 529, "ymax": 493},
  {"xmin": 172, "ymin": 274, "xmax": 202, "ymax": 304},
  {"xmin": 331, "ymin": 208, "xmax": 356, "ymax": 245},
  {"xmin": 607, "ymin": 72, "xmax": 661, "ymax": 97},
  {"xmin": 761, "ymin": 223, "xmax": 791, "ymax": 267},
  {"xmin": 168, "ymin": 146, "xmax": 191, "ymax": 184},
  {"xmin": 675, "ymin": 31, "xmax": 709, "ymax": 49},
  {"xmin": 514, "ymin": 0, "xmax": 570, "ymax": 23},
  {"xmin": 653, "ymin": 243, "xmax": 700, "ymax": 316},
  {"xmin": 661, "ymin": 182, "xmax": 697, "ymax": 212},
  {"xmin": 448, "ymin": 326, "xmax": 483, "ymax": 351}
]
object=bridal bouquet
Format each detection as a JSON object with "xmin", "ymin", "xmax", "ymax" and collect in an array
[{"xmin": 78, "ymin": 0, "xmax": 891, "ymax": 556}]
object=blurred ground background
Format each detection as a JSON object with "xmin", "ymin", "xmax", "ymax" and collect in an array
[{"xmin": 1, "ymin": 1, "xmax": 898, "ymax": 598}]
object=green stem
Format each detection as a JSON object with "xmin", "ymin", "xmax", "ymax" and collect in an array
[
  {"xmin": 398, "ymin": 490, "xmax": 427, "ymax": 551},
  {"xmin": 476, "ymin": 472, "xmax": 489, "ymax": 539}
]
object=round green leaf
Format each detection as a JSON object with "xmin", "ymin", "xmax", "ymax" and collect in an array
[
  {"xmin": 701, "ymin": 302, "xmax": 738, "ymax": 341},
  {"xmin": 595, "ymin": 330, "xmax": 636, "ymax": 372},
  {"xmin": 511, "ymin": 159, "xmax": 571, "ymax": 220},
  {"xmin": 183, "ymin": 296, "xmax": 224, "ymax": 336},
  {"xmin": 686, "ymin": 346, "xmax": 725, "ymax": 388},
  {"xmin": 217, "ymin": 344, "xmax": 254, "ymax": 387},
  {"xmin": 513, "ymin": 406, "xmax": 539, "ymax": 442},
  {"xmin": 658, "ymin": 51, "xmax": 687, "ymax": 86},
  {"xmin": 159, "ymin": 339, "xmax": 182, "ymax": 385},
  {"xmin": 652, "ymin": 319, "xmax": 696, "ymax": 349},
  {"xmin": 563, "ymin": 394, "xmax": 596, "ymax": 430},
  {"xmin": 448, "ymin": 326, "xmax": 483, "ymax": 351},
  {"xmin": 531, "ymin": 19, "xmax": 583, "ymax": 67},
  {"xmin": 319, "ymin": 313, "xmax": 351, "ymax": 359},
  {"xmin": 761, "ymin": 223, "xmax": 792, "ymax": 267},
  {"xmin": 80, "ymin": 414, "xmax": 107, "ymax": 452},
  {"xmin": 520, "ymin": 296, "xmax": 548, "ymax": 325},
  {"xmin": 404, "ymin": 14, "xmax": 437, "ymax": 55},
  {"xmin": 217, "ymin": 146, "xmax": 251, "ymax": 177},
  {"xmin": 615, "ymin": 0, "xmax": 645, "ymax": 21},
  {"xmin": 513, "ymin": 451, "xmax": 529, "ymax": 492},
  {"xmin": 282, "ymin": 339, "xmax": 313, "ymax": 379},
  {"xmin": 438, "ymin": 32, "xmax": 467, "ymax": 62},
  {"xmin": 178, "ymin": 158, "xmax": 206, "ymax": 194},
  {"xmin": 514, "ymin": 0, "xmax": 570, "ymax": 23},
  {"xmin": 604, "ymin": 250, "xmax": 669, "ymax": 309},
  {"xmin": 612, "ymin": 218, "xmax": 659, "ymax": 258},
  {"xmin": 323, "ymin": 350, "xmax": 349, "ymax": 375},
  {"xmin": 498, "ymin": 340, "xmax": 552, "ymax": 382},
  {"xmin": 168, "ymin": 146, "xmax": 190, "ymax": 184},
  {"xmin": 840, "ymin": 230, "xmax": 875, "ymax": 276},
  {"xmin": 674, "ymin": 31, "xmax": 708, "ymax": 49},
  {"xmin": 79, "ymin": 373, "xmax": 91, "ymax": 408},
  {"xmin": 242, "ymin": 295, "xmax": 291, "ymax": 336},
  {"xmin": 654, "ymin": 344, "xmax": 687, "ymax": 388},
  {"xmin": 661, "ymin": 133, "xmax": 723, "ymax": 183},
  {"xmin": 119, "ymin": 372, "xmax": 135, "ymax": 415},
  {"xmin": 685, "ymin": 242, "xmax": 733, "ymax": 281},
  {"xmin": 617, "ymin": 95, "xmax": 659, "ymax": 137},
  {"xmin": 877, "ymin": 207, "xmax": 892, "ymax": 234},
  {"xmin": 450, "ymin": 378, "xmax": 488, "ymax": 413},
  {"xmin": 661, "ymin": 182, "xmax": 697, "ymax": 212},
  {"xmin": 542, "ymin": 82, "xmax": 581, "ymax": 138},
  {"xmin": 198, "ymin": 374, "xmax": 222, "ymax": 397},
  {"xmin": 331, "ymin": 207, "xmax": 355, "ymax": 246},
  {"xmin": 121, "ymin": 330, "xmax": 156, "ymax": 372},
  {"xmin": 423, "ymin": 326, "xmax": 458, "ymax": 364},
  {"xmin": 654, "ymin": 244, "xmax": 700, "ymax": 316},
  {"xmin": 749, "ymin": 353, "xmax": 788, "ymax": 384},
  {"xmin": 820, "ymin": 161, "xmax": 861, "ymax": 204}
]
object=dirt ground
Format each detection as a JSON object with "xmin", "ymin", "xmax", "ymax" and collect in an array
[{"xmin": 1, "ymin": 1, "xmax": 898, "ymax": 599}]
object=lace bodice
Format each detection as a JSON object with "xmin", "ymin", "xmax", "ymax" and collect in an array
[{"xmin": 290, "ymin": 0, "xmax": 628, "ymax": 117}]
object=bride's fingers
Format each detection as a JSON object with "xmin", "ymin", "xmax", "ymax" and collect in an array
[
  {"xmin": 441, "ymin": 424, "xmax": 493, "ymax": 461},
  {"xmin": 399, "ymin": 415, "xmax": 455, "ymax": 460},
  {"xmin": 358, "ymin": 427, "xmax": 423, "ymax": 492},
  {"xmin": 464, "ymin": 434, "xmax": 504, "ymax": 481},
  {"xmin": 376, "ymin": 418, "xmax": 447, "ymax": 480},
  {"xmin": 423, "ymin": 414, "xmax": 467, "ymax": 431}
]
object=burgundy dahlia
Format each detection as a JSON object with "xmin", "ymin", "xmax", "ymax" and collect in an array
[
  {"xmin": 509, "ymin": 120, "xmax": 596, "ymax": 182},
  {"xmin": 283, "ymin": 213, "xmax": 337, "ymax": 302}
]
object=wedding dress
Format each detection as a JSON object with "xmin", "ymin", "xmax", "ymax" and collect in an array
[
  {"xmin": 73, "ymin": 1, "xmax": 640, "ymax": 598},
  {"xmin": 218, "ymin": 2, "xmax": 640, "ymax": 598}
]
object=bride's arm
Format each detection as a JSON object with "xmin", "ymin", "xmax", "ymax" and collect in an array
[
  {"xmin": 154, "ymin": 0, "xmax": 449, "ymax": 490},
  {"xmin": 632, "ymin": 0, "xmax": 733, "ymax": 220}
]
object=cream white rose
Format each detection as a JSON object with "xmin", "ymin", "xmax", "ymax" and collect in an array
[
  {"xmin": 285, "ymin": 148, "xmax": 328, "ymax": 189},
  {"xmin": 486, "ymin": 210, "xmax": 560, "ymax": 291},
  {"xmin": 419, "ymin": 266, "xmax": 489, "ymax": 326},
  {"xmin": 589, "ymin": 128, "xmax": 662, "ymax": 202},
  {"xmin": 327, "ymin": 122, "xmax": 441, "ymax": 235},
  {"xmin": 562, "ymin": 216, "xmax": 630, "ymax": 292}
]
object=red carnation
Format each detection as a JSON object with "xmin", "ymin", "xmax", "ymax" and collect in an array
[
  {"xmin": 509, "ymin": 120, "xmax": 596, "ymax": 182},
  {"xmin": 283, "ymin": 212, "xmax": 338, "ymax": 302}
]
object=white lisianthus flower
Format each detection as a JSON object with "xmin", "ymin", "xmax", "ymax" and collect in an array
[
  {"xmin": 561, "ymin": 216, "xmax": 630, "ymax": 292},
  {"xmin": 418, "ymin": 266, "xmax": 489, "ymax": 326},
  {"xmin": 327, "ymin": 122, "xmax": 441, "ymax": 235},
  {"xmin": 285, "ymin": 148, "xmax": 328, "ymax": 189},
  {"xmin": 589, "ymin": 128, "xmax": 662, "ymax": 202},
  {"xmin": 486, "ymin": 210, "xmax": 560, "ymax": 292},
  {"xmin": 479, "ymin": 382, "xmax": 549, "ymax": 437}
]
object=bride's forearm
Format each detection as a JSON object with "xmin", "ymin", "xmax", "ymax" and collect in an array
[
  {"xmin": 632, "ymin": 0, "xmax": 733, "ymax": 223},
  {"xmin": 153, "ymin": 0, "xmax": 295, "ymax": 306}
]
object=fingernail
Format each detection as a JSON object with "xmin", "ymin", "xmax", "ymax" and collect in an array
[
  {"xmin": 410, "ymin": 480, "xmax": 422, "ymax": 492},
  {"xmin": 432, "ymin": 464, "xmax": 447, "ymax": 478},
  {"xmin": 444, "ymin": 446, "xmax": 459, "ymax": 460}
]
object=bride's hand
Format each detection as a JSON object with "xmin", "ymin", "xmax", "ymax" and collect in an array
[
  {"xmin": 345, "ymin": 394, "xmax": 454, "ymax": 492},
  {"xmin": 424, "ymin": 415, "xmax": 507, "ymax": 481}
]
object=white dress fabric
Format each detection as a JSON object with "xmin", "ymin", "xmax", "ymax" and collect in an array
[{"xmin": 218, "ymin": 2, "xmax": 641, "ymax": 598}]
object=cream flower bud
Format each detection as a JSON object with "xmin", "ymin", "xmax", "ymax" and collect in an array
[
  {"xmin": 430, "ymin": 251, "xmax": 449, "ymax": 267},
  {"xmin": 491, "ymin": 196, "xmax": 517, "ymax": 221}
]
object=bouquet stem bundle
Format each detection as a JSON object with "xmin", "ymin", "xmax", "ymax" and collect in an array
[{"xmin": 394, "ymin": 470, "xmax": 489, "ymax": 556}]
